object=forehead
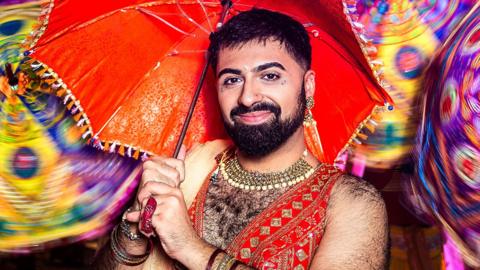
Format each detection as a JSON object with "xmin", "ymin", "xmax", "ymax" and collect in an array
[{"xmin": 216, "ymin": 40, "xmax": 303, "ymax": 72}]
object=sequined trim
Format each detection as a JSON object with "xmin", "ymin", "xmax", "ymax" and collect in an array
[
  {"xmin": 21, "ymin": 59, "xmax": 152, "ymax": 160},
  {"xmin": 23, "ymin": 0, "xmax": 54, "ymax": 51},
  {"xmin": 334, "ymin": 105, "xmax": 385, "ymax": 166},
  {"xmin": 333, "ymin": 0, "xmax": 395, "ymax": 166}
]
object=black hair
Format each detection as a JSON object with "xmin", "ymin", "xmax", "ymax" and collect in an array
[{"xmin": 208, "ymin": 8, "xmax": 312, "ymax": 72}]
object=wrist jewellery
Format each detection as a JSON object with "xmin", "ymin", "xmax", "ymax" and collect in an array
[{"xmin": 110, "ymin": 223, "xmax": 153, "ymax": 266}]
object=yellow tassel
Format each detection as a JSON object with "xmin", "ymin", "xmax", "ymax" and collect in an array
[
  {"xmin": 357, "ymin": 133, "xmax": 368, "ymax": 141},
  {"xmin": 118, "ymin": 145, "xmax": 125, "ymax": 156}
]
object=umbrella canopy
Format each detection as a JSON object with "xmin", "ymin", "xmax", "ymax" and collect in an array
[
  {"xmin": 26, "ymin": 0, "xmax": 392, "ymax": 164},
  {"xmin": 412, "ymin": 3, "xmax": 480, "ymax": 267}
]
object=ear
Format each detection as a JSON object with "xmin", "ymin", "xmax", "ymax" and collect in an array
[{"xmin": 304, "ymin": 70, "xmax": 316, "ymax": 99}]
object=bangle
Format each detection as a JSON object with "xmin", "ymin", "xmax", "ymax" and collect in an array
[
  {"xmin": 110, "ymin": 224, "xmax": 153, "ymax": 266},
  {"xmin": 120, "ymin": 218, "xmax": 143, "ymax": 241},
  {"xmin": 230, "ymin": 260, "xmax": 241, "ymax": 270},
  {"xmin": 217, "ymin": 253, "xmax": 236, "ymax": 270},
  {"xmin": 206, "ymin": 248, "xmax": 223, "ymax": 270}
]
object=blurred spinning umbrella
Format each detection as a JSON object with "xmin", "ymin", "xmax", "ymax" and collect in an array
[
  {"xmin": 24, "ymin": 0, "xmax": 393, "ymax": 164},
  {"xmin": 0, "ymin": 71, "xmax": 141, "ymax": 252},
  {"xmin": 344, "ymin": 0, "xmax": 476, "ymax": 170},
  {"xmin": 412, "ymin": 3, "xmax": 480, "ymax": 267},
  {"xmin": 0, "ymin": 0, "xmax": 43, "ymax": 73},
  {"xmin": 0, "ymin": 0, "xmax": 142, "ymax": 253}
]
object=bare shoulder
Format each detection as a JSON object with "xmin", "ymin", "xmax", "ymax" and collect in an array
[
  {"xmin": 328, "ymin": 174, "xmax": 385, "ymax": 209},
  {"xmin": 309, "ymin": 174, "xmax": 388, "ymax": 269}
]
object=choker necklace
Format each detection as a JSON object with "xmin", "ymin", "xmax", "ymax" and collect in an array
[{"xmin": 219, "ymin": 151, "xmax": 316, "ymax": 191}]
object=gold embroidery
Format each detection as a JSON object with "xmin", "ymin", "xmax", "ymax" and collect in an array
[
  {"xmin": 298, "ymin": 238, "xmax": 309, "ymax": 247},
  {"xmin": 250, "ymin": 237, "xmax": 259, "ymax": 247},
  {"xmin": 240, "ymin": 248, "xmax": 252, "ymax": 259},
  {"xmin": 296, "ymin": 249, "xmax": 308, "ymax": 262},
  {"xmin": 260, "ymin": 226, "xmax": 271, "ymax": 236},
  {"xmin": 302, "ymin": 193, "xmax": 313, "ymax": 201},
  {"xmin": 292, "ymin": 201, "xmax": 303, "ymax": 209},
  {"xmin": 271, "ymin": 218, "xmax": 282, "ymax": 227},
  {"xmin": 219, "ymin": 166, "xmax": 338, "ymax": 266},
  {"xmin": 294, "ymin": 265, "xmax": 305, "ymax": 270},
  {"xmin": 282, "ymin": 209, "xmax": 293, "ymax": 218}
]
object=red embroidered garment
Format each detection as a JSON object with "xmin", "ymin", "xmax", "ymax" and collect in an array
[{"xmin": 188, "ymin": 162, "xmax": 341, "ymax": 269}]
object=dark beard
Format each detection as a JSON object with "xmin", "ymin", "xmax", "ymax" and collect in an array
[{"xmin": 223, "ymin": 88, "xmax": 306, "ymax": 157}]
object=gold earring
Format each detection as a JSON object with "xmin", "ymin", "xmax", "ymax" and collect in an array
[{"xmin": 304, "ymin": 96, "xmax": 315, "ymax": 125}]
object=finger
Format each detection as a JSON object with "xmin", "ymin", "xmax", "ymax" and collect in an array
[
  {"xmin": 161, "ymin": 159, "xmax": 184, "ymax": 185},
  {"xmin": 125, "ymin": 211, "xmax": 141, "ymax": 223},
  {"xmin": 142, "ymin": 168, "xmax": 161, "ymax": 184},
  {"xmin": 137, "ymin": 182, "xmax": 178, "ymax": 205},
  {"xmin": 144, "ymin": 157, "xmax": 184, "ymax": 186},
  {"xmin": 142, "ymin": 167, "xmax": 177, "ymax": 187}
]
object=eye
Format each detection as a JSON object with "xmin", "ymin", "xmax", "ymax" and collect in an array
[
  {"xmin": 262, "ymin": 73, "xmax": 280, "ymax": 81},
  {"xmin": 223, "ymin": 77, "xmax": 243, "ymax": 86}
]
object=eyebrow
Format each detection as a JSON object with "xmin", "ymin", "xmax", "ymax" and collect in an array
[
  {"xmin": 217, "ymin": 62, "xmax": 286, "ymax": 78},
  {"xmin": 218, "ymin": 68, "xmax": 242, "ymax": 78},
  {"xmin": 253, "ymin": 62, "xmax": 286, "ymax": 72}
]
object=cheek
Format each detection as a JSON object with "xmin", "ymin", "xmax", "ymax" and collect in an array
[
  {"xmin": 275, "ymin": 89, "xmax": 302, "ymax": 117},
  {"xmin": 217, "ymin": 92, "xmax": 235, "ymax": 120}
]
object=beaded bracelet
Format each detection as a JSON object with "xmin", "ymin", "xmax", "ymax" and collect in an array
[
  {"xmin": 120, "ymin": 218, "xmax": 143, "ymax": 241},
  {"xmin": 110, "ymin": 223, "xmax": 153, "ymax": 266}
]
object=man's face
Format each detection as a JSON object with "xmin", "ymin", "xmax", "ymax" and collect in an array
[{"xmin": 215, "ymin": 40, "xmax": 309, "ymax": 157}]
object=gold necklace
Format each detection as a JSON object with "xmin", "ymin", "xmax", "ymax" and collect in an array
[{"xmin": 219, "ymin": 151, "xmax": 316, "ymax": 191}]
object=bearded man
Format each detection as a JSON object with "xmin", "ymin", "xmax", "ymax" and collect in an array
[{"xmin": 94, "ymin": 8, "xmax": 388, "ymax": 270}]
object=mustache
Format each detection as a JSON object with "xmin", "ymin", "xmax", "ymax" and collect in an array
[{"xmin": 230, "ymin": 103, "xmax": 281, "ymax": 119}]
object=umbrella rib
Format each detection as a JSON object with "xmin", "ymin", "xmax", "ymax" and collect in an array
[
  {"xmin": 176, "ymin": 0, "xmax": 210, "ymax": 35},
  {"xmin": 93, "ymin": 106, "xmax": 123, "ymax": 139},
  {"xmin": 137, "ymin": 8, "xmax": 194, "ymax": 36},
  {"xmin": 198, "ymin": 0, "xmax": 214, "ymax": 32}
]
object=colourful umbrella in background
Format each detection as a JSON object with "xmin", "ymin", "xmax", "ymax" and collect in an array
[
  {"xmin": 0, "ymin": 1, "xmax": 142, "ymax": 252},
  {"xmin": 25, "ymin": 0, "xmax": 392, "ymax": 165},
  {"xmin": 412, "ymin": 3, "xmax": 480, "ymax": 267},
  {"xmin": 0, "ymin": 70, "xmax": 141, "ymax": 252},
  {"xmin": 343, "ymin": 0, "xmax": 476, "ymax": 170},
  {"xmin": 0, "ymin": 0, "xmax": 43, "ymax": 73}
]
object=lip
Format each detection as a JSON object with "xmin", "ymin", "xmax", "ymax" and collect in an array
[{"xmin": 234, "ymin": 110, "xmax": 274, "ymax": 125}]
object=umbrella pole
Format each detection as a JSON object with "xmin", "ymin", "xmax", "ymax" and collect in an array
[{"xmin": 172, "ymin": 0, "xmax": 232, "ymax": 158}]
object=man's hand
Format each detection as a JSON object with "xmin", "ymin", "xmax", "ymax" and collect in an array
[{"xmin": 125, "ymin": 146, "xmax": 215, "ymax": 269}]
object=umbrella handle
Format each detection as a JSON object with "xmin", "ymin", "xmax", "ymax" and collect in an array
[{"xmin": 172, "ymin": 0, "xmax": 232, "ymax": 158}]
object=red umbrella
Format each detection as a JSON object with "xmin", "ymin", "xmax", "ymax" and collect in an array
[{"xmin": 25, "ymin": 0, "xmax": 392, "ymax": 164}]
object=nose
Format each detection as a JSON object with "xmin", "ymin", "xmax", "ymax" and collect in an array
[{"xmin": 238, "ymin": 79, "xmax": 262, "ymax": 107}]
